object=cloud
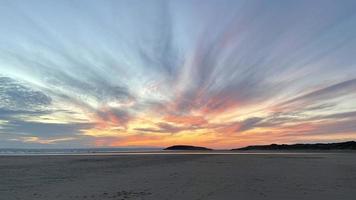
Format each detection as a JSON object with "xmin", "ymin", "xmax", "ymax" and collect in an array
[
  {"xmin": 277, "ymin": 78, "xmax": 356, "ymax": 111},
  {"xmin": 12, "ymin": 136, "xmax": 76, "ymax": 144},
  {"xmin": 135, "ymin": 123, "xmax": 188, "ymax": 134},
  {"xmin": 163, "ymin": 115, "xmax": 207, "ymax": 126},
  {"xmin": 0, "ymin": 108, "xmax": 50, "ymax": 119},
  {"xmin": 0, "ymin": 120, "xmax": 93, "ymax": 138},
  {"xmin": 0, "ymin": 76, "xmax": 51, "ymax": 111},
  {"xmin": 238, "ymin": 117, "xmax": 264, "ymax": 132},
  {"xmin": 94, "ymin": 108, "xmax": 131, "ymax": 129},
  {"xmin": 321, "ymin": 111, "xmax": 356, "ymax": 120},
  {"xmin": 1, "ymin": 0, "xmax": 356, "ymax": 147}
]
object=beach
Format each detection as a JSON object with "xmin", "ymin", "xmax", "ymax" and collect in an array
[{"xmin": 0, "ymin": 152, "xmax": 355, "ymax": 200}]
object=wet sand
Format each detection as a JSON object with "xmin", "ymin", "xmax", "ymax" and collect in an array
[{"xmin": 0, "ymin": 153, "xmax": 355, "ymax": 200}]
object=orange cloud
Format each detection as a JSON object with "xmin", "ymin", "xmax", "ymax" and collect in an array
[{"xmin": 164, "ymin": 115, "xmax": 207, "ymax": 126}]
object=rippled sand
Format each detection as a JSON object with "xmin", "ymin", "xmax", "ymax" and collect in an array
[{"xmin": 0, "ymin": 153, "xmax": 355, "ymax": 200}]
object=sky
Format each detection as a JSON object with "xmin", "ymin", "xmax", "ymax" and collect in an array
[{"xmin": 0, "ymin": 0, "xmax": 356, "ymax": 149}]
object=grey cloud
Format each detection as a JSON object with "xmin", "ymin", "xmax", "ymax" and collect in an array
[
  {"xmin": 0, "ymin": 134, "xmax": 96, "ymax": 148},
  {"xmin": 279, "ymin": 78, "xmax": 356, "ymax": 108},
  {"xmin": 0, "ymin": 77, "xmax": 51, "ymax": 110},
  {"xmin": 225, "ymin": 109, "xmax": 356, "ymax": 134},
  {"xmin": 0, "ymin": 108, "xmax": 50, "ymax": 119},
  {"xmin": 321, "ymin": 111, "xmax": 356, "ymax": 120},
  {"xmin": 165, "ymin": 6, "xmax": 293, "ymax": 114},
  {"xmin": 135, "ymin": 123, "xmax": 184, "ymax": 134},
  {"xmin": 0, "ymin": 77, "xmax": 96, "ymax": 142},
  {"xmin": 95, "ymin": 108, "xmax": 131, "ymax": 127},
  {"xmin": 0, "ymin": 7, "xmax": 135, "ymax": 108},
  {"xmin": 280, "ymin": 119, "xmax": 356, "ymax": 138},
  {"xmin": 157, "ymin": 122, "xmax": 186, "ymax": 134},
  {"xmin": 134, "ymin": 128, "xmax": 162, "ymax": 133},
  {"xmin": 4, "ymin": 49, "xmax": 134, "ymax": 106},
  {"xmin": 238, "ymin": 117, "xmax": 264, "ymax": 132},
  {"xmin": 0, "ymin": 120, "xmax": 93, "ymax": 138},
  {"xmin": 137, "ymin": 1, "xmax": 180, "ymax": 78},
  {"xmin": 304, "ymin": 103, "xmax": 336, "ymax": 111},
  {"xmin": 0, "ymin": 77, "xmax": 54, "ymax": 127},
  {"xmin": 134, "ymin": 122, "xmax": 202, "ymax": 134},
  {"xmin": 309, "ymin": 119, "xmax": 356, "ymax": 135}
]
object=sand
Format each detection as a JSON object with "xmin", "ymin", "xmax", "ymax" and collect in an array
[{"xmin": 0, "ymin": 152, "xmax": 355, "ymax": 200}]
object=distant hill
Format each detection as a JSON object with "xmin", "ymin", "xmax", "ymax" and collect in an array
[
  {"xmin": 233, "ymin": 141, "xmax": 356, "ymax": 151},
  {"xmin": 164, "ymin": 145, "xmax": 212, "ymax": 150}
]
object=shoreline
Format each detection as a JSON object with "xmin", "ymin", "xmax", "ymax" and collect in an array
[{"xmin": 0, "ymin": 150, "xmax": 354, "ymax": 156}]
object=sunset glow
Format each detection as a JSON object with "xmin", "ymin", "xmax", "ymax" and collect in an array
[{"xmin": 1, "ymin": 0, "xmax": 356, "ymax": 148}]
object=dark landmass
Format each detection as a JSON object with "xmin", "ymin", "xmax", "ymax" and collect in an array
[
  {"xmin": 233, "ymin": 141, "xmax": 356, "ymax": 151},
  {"xmin": 164, "ymin": 145, "xmax": 212, "ymax": 150}
]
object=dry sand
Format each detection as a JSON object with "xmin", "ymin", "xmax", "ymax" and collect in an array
[{"xmin": 0, "ymin": 152, "xmax": 355, "ymax": 200}]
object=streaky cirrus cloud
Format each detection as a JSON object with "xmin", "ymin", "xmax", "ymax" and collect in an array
[{"xmin": 1, "ymin": 0, "xmax": 356, "ymax": 148}]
